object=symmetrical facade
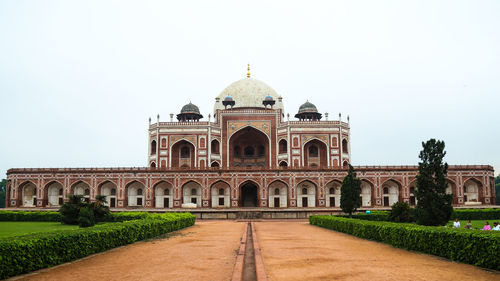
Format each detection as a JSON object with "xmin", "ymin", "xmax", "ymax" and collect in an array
[{"xmin": 5, "ymin": 69, "xmax": 496, "ymax": 209}]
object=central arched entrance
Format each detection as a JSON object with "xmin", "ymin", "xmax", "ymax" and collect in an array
[
  {"xmin": 241, "ymin": 182, "xmax": 258, "ymax": 207},
  {"xmin": 229, "ymin": 126, "xmax": 269, "ymax": 168}
]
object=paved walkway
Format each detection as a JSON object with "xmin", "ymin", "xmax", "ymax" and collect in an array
[
  {"xmin": 15, "ymin": 221, "xmax": 244, "ymax": 281},
  {"xmin": 13, "ymin": 221, "xmax": 499, "ymax": 281},
  {"xmin": 254, "ymin": 221, "xmax": 499, "ymax": 281}
]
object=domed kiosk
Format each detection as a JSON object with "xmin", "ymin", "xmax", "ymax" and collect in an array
[
  {"xmin": 295, "ymin": 101, "xmax": 322, "ymax": 121},
  {"xmin": 177, "ymin": 102, "xmax": 203, "ymax": 122}
]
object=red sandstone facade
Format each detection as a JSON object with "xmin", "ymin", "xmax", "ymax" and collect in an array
[{"xmin": 5, "ymin": 72, "xmax": 496, "ymax": 209}]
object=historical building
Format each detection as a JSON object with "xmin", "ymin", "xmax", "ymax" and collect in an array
[{"xmin": 5, "ymin": 67, "xmax": 496, "ymax": 210}]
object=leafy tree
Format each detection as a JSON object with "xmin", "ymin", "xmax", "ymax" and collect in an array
[
  {"xmin": 414, "ymin": 139, "xmax": 453, "ymax": 226},
  {"xmin": 340, "ymin": 164, "xmax": 362, "ymax": 217},
  {"xmin": 389, "ymin": 202, "xmax": 412, "ymax": 222},
  {"xmin": 0, "ymin": 179, "xmax": 6, "ymax": 208}
]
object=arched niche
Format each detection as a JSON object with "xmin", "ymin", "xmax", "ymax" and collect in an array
[
  {"xmin": 303, "ymin": 139, "xmax": 327, "ymax": 167},
  {"xmin": 154, "ymin": 181, "xmax": 173, "ymax": 208},
  {"xmin": 268, "ymin": 180, "xmax": 288, "ymax": 208},
  {"xmin": 211, "ymin": 181, "xmax": 230, "ymax": 208},
  {"xmin": 297, "ymin": 180, "xmax": 316, "ymax": 207},
  {"xmin": 171, "ymin": 140, "xmax": 195, "ymax": 168},
  {"xmin": 229, "ymin": 127, "xmax": 269, "ymax": 168}
]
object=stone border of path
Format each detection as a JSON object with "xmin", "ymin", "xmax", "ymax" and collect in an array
[
  {"xmin": 232, "ymin": 222, "xmax": 268, "ymax": 281},
  {"xmin": 251, "ymin": 222, "xmax": 267, "ymax": 281},
  {"xmin": 231, "ymin": 222, "xmax": 248, "ymax": 281}
]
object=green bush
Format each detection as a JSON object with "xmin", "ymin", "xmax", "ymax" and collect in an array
[
  {"xmin": 78, "ymin": 207, "xmax": 95, "ymax": 227},
  {"xmin": 452, "ymin": 209, "xmax": 500, "ymax": 220},
  {"xmin": 0, "ymin": 210, "xmax": 173, "ymax": 223},
  {"xmin": 389, "ymin": 202, "xmax": 412, "ymax": 222},
  {"xmin": 0, "ymin": 212, "xmax": 195, "ymax": 279},
  {"xmin": 309, "ymin": 215, "xmax": 500, "ymax": 271},
  {"xmin": 337, "ymin": 211, "xmax": 390, "ymax": 221},
  {"xmin": 0, "ymin": 211, "xmax": 61, "ymax": 222}
]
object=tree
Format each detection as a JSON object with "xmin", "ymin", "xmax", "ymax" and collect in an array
[
  {"xmin": 0, "ymin": 179, "xmax": 6, "ymax": 208},
  {"xmin": 414, "ymin": 139, "xmax": 453, "ymax": 226},
  {"xmin": 340, "ymin": 164, "xmax": 362, "ymax": 217}
]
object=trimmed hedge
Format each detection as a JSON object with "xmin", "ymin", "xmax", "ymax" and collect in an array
[
  {"xmin": 0, "ymin": 211, "xmax": 168, "ymax": 223},
  {"xmin": 0, "ymin": 211, "xmax": 61, "ymax": 222},
  {"xmin": 309, "ymin": 215, "xmax": 500, "ymax": 270},
  {"xmin": 0, "ymin": 212, "xmax": 195, "ymax": 279},
  {"xmin": 453, "ymin": 209, "xmax": 500, "ymax": 220},
  {"xmin": 336, "ymin": 211, "xmax": 390, "ymax": 221}
]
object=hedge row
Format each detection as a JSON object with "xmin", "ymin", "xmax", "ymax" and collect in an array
[
  {"xmin": 0, "ymin": 211, "xmax": 62, "ymax": 222},
  {"xmin": 0, "ymin": 211, "xmax": 182, "ymax": 222},
  {"xmin": 0, "ymin": 212, "xmax": 196, "ymax": 279},
  {"xmin": 452, "ymin": 209, "xmax": 500, "ymax": 220},
  {"xmin": 309, "ymin": 215, "xmax": 500, "ymax": 270},
  {"xmin": 337, "ymin": 208, "xmax": 500, "ymax": 222},
  {"xmin": 336, "ymin": 211, "xmax": 390, "ymax": 221}
]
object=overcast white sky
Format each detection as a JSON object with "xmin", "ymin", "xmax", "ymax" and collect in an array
[{"xmin": 0, "ymin": 0, "xmax": 499, "ymax": 178}]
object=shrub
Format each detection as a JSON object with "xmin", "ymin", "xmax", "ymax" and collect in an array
[
  {"xmin": 337, "ymin": 211, "xmax": 390, "ymax": 221},
  {"xmin": 389, "ymin": 202, "xmax": 412, "ymax": 222},
  {"xmin": 452, "ymin": 209, "xmax": 500, "ymax": 220},
  {"xmin": 0, "ymin": 211, "xmax": 61, "ymax": 222},
  {"xmin": 0, "ymin": 212, "xmax": 195, "ymax": 279},
  {"xmin": 78, "ymin": 207, "xmax": 95, "ymax": 227},
  {"xmin": 309, "ymin": 215, "xmax": 500, "ymax": 271},
  {"xmin": 59, "ymin": 195, "xmax": 85, "ymax": 225}
]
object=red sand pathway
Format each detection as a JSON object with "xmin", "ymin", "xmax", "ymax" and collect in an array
[
  {"xmin": 14, "ymin": 221, "xmax": 244, "ymax": 281},
  {"xmin": 254, "ymin": 221, "xmax": 499, "ymax": 281},
  {"xmin": 12, "ymin": 221, "xmax": 499, "ymax": 281}
]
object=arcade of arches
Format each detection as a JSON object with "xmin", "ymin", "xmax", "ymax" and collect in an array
[{"xmin": 6, "ymin": 168, "xmax": 496, "ymax": 208}]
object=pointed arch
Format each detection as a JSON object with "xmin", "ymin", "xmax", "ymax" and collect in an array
[
  {"xmin": 125, "ymin": 180, "xmax": 146, "ymax": 207},
  {"xmin": 228, "ymin": 126, "xmax": 271, "ymax": 168},
  {"xmin": 154, "ymin": 180, "xmax": 174, "ymax": 208},
  {"xmin": 18, "ymin": 181, "xmax": 37, "ymax": 207},
  {"xmin": 171, "ymin": 139, "xmax": 196, "ymax": 168},
  {"xmin": 325, "ymin": 180, "xmax": 342, "ymax": 207},
  {"xmin": 70, "ymin": 180, "xmax": 91, "ymax": 203},
  {"xmin": 296, "ymin": 180, "xmax": 317, "ymax": 207},
  {"xmin": 360, "ymin": 179, "xmax": 374, "ymax": 207},
  {"xmin": 302, "ymin": 139, "xmax": 328, "ymax": 168},
  {"xmin": 98, "ymin": 180, "xmax": 118, "ymax": 207},
  {"xmin": 210, "ymin": 180, "xmax": 230, "ymax": 208},
  {"xmin": 463, "ymin": 177, "xmax": 483, "ymax": 204},
  {"xmin": 182, "ymin": 180, "xmax": 202, "ymax": 207},
  {"xmin": 268, "ymin": 180, "xmax": 288, "ymax": 208},
  {"xmin": 381, "ymin": 179, "xmax": 402, "ymax": 206}
]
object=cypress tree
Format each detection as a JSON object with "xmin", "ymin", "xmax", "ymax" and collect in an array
[
  {"xmin": 340, "ymin": 164, "xmax": 362, "ymax": 217},
  {"xmin": 415, "ymin": 139, "xmax": 453, "ymax": 226}
]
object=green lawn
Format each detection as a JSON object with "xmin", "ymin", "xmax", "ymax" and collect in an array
[
  {"xmin": 446, "ymin": 219, "xmax": 500, "ymax": 230},
  {"xmin": 0, "ymin": 222, "xmax": 79, "ymax": 238}
]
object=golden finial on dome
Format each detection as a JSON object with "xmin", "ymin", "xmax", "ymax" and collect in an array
[{"xmin": 247, "ymin": 64, "xmax": 250, "ymax": 78}]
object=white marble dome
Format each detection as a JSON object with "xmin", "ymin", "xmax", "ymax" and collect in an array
[{"xmin": 214, "ymin": 77, "xmax": 284, "ymax": 113}]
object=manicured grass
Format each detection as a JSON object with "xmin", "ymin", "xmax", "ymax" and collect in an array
[
  {"xmin": 0, "ymin": 222, "xmax": 78, "ymax": 238},
  {"xmin": 445, "ymin": 219, "xmax": 500, "ymax": 230}
]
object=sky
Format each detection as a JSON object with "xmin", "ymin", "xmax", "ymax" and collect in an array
[{"xmin": 0, "ymin": 0, "xmax": 499, "ymax": 178}]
